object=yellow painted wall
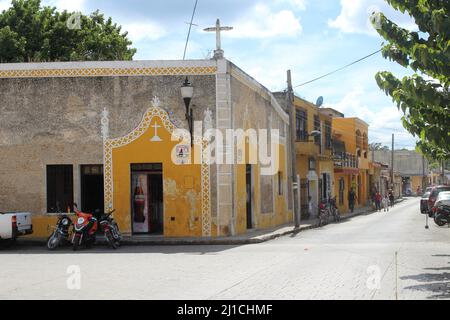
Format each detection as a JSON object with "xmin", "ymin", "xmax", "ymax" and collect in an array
[
  {"xmin": 24, "ymin": 215, "xmax": 59, "ymax": 239},
  {"xmin": 334, "ymin": 173, "xmax": 351, "ymax": 214},
  {"xmin": 319, "ymin": 159, "xmax": 335, "ymax": 197},
  {"xmin": 234, "ymin": 142, "xmax": 291, "ymax": 235},
  {"xmin": 111, "ymin": 115, "xmax": 204, "ymax": 237},
  {"xmin": 411, "ymin": 176, "xmax": 424, "ymax": 195}
]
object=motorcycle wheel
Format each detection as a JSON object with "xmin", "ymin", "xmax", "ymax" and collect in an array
[
  {"xmin": 47, "ymin": 232, "xmax": 60, "ymax": 251},
  {"xmin": 434, "ymin": 215, "xmax": 447, "ymax": 227},
  {"xmin": 72, "ymin": 234, "xmax": 81, "ymax": 251},
  {"xmin": 105, "ymin": 231, "xmax": 119, "ymax": 249}
]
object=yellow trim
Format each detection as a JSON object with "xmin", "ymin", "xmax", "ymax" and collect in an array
[{"xmin": 0, "ymin": 66, "xmax": 217, "ymax": 78}]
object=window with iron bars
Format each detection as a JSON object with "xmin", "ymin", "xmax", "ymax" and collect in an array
[
  {"xmin": 296, "ymin": 109, "xmax": 308, "ymax": 141},
  {"xmin": 314, "ymin": 115, "xmax": 321, "ymax": 145},
  {"xmin": 325, "ymin": 121, "xmax": 332, "ymax": 149}
]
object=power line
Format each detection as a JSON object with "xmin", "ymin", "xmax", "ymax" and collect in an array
[
  {"xmin": 293, "ymin": 49, "xmax": 382, "ymax": 88},
  {"xmin": 183, "ymin": 0, "xmax": 199, "ymax": 60}
]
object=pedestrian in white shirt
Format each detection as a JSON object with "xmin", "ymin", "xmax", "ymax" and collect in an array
[{"xmin": 383, "ymin": 195, "xmax": 390, "ymax": 212}]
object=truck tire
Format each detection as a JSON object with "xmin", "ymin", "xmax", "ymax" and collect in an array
[{"xmin": 0, "ymin": 239, "xmax": 15, "ymax": 249}]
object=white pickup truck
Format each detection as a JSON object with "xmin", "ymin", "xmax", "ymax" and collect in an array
[{"xmin": 0, "ymin": 212, "xmax": 33, "ymax": 245}]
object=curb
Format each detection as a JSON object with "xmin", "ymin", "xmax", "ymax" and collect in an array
[{"xmin": 17, "ymin": 199, "xmax": 406, "ymax": 247}]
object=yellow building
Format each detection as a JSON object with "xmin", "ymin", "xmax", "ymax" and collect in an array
[
  {"xmin": 319, "ymin": 108, "xmax": 370, "ymax": 214},
  {"xmin": 0, "ymin": 58, "xmax": 293, "ymax": 239},
  {"xmin": 288, "ymin": 97, "xmax": 335, "ymax": 218},
  {"xmin": 332, "ymin": 117, "xmax": 369, "ymax": 213}
]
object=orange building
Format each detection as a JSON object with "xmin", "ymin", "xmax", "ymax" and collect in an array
[{"xmin": 320, "ymin": 109, "xmax": 369, "ymax": 214}]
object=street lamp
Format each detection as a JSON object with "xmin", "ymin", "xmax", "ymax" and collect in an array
[
  {"xmin": 180, "ymin": 77, "xmax": 194, "ymax": 145},
  {"xmin": 307, "ymin": 130, "xmax": 321, "ymax": 143}
]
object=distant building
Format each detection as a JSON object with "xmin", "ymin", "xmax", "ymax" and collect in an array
[{"xmin": 370, "ymin": 149, "xmax": 430, "ymax": 195}]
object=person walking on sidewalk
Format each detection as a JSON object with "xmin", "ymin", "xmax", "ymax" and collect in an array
[
  {"xmin": 388, "ymin": 189, "xmax": 395, "ymax": 208},
  {"xmin": 308, "ymin": 196, "xmax": 314, "ymax": 218},
  {"xmin": 348, "ymin": 188, "xmax": 357, "ymax": 213},
  {"xmin": 375, "ymin": 191, "xmax": 382, "ymax": 212},
  {"xmin": 383, "ymin": 194, "xmax": 390, "ymax": 212}
]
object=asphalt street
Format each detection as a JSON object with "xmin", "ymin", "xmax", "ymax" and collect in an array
[{"xmin": 1, "ymin": 197, "xmax": 449, "ymax": 300}]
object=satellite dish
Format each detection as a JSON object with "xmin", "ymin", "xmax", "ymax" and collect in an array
[{"xmin": 316, "ymin": 96, "xmax": 324, "ymax": 107}]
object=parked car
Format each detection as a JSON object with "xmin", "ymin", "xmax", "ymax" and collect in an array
[
  {"xmin": 420, "ymin": 191, "xmax": 431, "ymax": 214},
  {"xmin": 0, "ymin": 211, "xmax": 33, "ymax": 247},
  {"xmin": 433, "ymin": 192, "xmax": 450, "ymax": 226},
  {"xmin": 435, "ymin": 191, "xmax": 450, "ymax": 207},
  {"xmin": 428, "ymin": 185, "xmax": 450, "ymax": 213}
]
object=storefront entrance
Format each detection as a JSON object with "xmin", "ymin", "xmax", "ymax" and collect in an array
[{"xmin": 131, "ymin": 163, "xmax": 163, "ymax": 235}]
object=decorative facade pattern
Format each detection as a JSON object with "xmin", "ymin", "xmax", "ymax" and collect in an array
[
  {"xmin": 0, "ymin": 66, "xmax": 217, "ymax": 79},
  {"xmin": 102, "ymin": 97, "xmax": 211, "ymax": 237}
]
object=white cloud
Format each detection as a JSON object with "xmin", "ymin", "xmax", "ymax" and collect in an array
[
  {"xmin": 325, "ymin": 85, "xmax": 416, "ymax": 148},
  {"xmin": 275, "ymin": 0, "xmax": 307, "ymax": 11},
  {"xmin": 227, "ymin": 4, "xmax": 302, "ymax": 39},
  {"xmin": 43, "ymin": 0, "xmax": 86, "ymax": 12},
  {"xmin": 121, "ymin": 22, "xmax": 167, "ymax": 42},
  {"xmin": 329, "ymin": 0, "xmax": 417, "ymax": 36}
]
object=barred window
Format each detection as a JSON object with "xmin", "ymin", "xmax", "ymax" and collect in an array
[
  {"xmin": 46, "ymin": 165, "xmax": 73, "ymax": 212},
  {"xmin": 296, "ymin": 109, "xmax": 308, "ymax": 141}
]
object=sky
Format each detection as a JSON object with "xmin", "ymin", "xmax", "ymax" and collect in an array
[{"xmin": 0, "ymin": 0, "xmax": 421, "ymax": 149}]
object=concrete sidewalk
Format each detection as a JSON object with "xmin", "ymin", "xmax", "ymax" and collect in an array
[{"xmin": 20, "ymin": 198, "xmax": 405, "ymax": 246}]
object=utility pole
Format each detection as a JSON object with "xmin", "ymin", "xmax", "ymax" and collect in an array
[
  {"xmin": 287, "ymin": 70, "xmax": 300, "ymax": 228},
  {"xmin": 442, "ymin": 159, "xmax": 445, "ymax": 185},
  {"xmin": 422, "ymin": 155, "xmax": 425, "ymax": 190}
]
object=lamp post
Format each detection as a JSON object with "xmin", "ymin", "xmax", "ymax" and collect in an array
[
  {"xmin": 180, "ymin": 77, "xmax": 194, "ymax": 146},
  {"xmin": 308, "ymin": 130, "xmax": 321, "ymax": 143}
]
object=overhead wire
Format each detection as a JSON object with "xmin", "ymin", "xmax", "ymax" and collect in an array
[
  {"xmin": 293, "ymin": 49, "xmax": 382, "ymax": 88},
  {"xmin": 182, "ymin": 0, "xmax": 199, "ymax": 60}
]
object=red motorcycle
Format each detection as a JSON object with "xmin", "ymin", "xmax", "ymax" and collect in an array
[{"xmin": 72, "ymin": 204, "xmax": 98, "ymax": 251}]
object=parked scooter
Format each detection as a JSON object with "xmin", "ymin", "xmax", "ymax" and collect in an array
[
  {"xmin": 72, "ymin": 204, "xmax": 98, "ymax": 251},
  {"xmin": 99, "ymin": 209, "xmax": 121, "ymax": 249},
  {"xmin": 318, "ymin": 200, "xmax": 329, "ymax": 227},
  {"xmin": 47, "ymin": 207, "xmax": 73, "ymax": 250},
  {"xmin": 433, "ymin": 205, "xmax": 450, "ymax": 227},
  {"xmin": 329, "ymin": 197, "xmax": 340, "ymax": 222}
]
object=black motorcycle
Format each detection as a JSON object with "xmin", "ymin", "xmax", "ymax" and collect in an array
[
  {"xmin": 99, "ymin": 209, "xmax": 122, "ymax": 249},
  {"xmin": 434, "ymin": 205, "xmax": 450, "ymax": 227},
  {"xmin": 47, "ymin": 213, "xmax": 73, "ymax": 250}
]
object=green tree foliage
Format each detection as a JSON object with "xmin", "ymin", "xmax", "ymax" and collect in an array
[
  {"xmin": 0, "ymin": 0, "xmax": 136, "ymax": 62},
  {"xmin": 369, "ymin": 142, "xmax": 390, "ymax": 151},
  {"xmin": 371, "ymin": 0, "xmax": 450, "ymax": 160}
]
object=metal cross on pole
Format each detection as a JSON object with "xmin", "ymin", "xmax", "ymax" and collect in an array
[{"xmin": 203, "ymin": 18, "xmax": 233, "ymax": 59}]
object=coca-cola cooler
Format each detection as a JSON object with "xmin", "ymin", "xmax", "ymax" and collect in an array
[
  {"xmin": 132, "ymin": 174, "xmax": 149, "ymax": 233},
  {"xmin": 131, "ymin": 170, "xmax": 164, "ymax": 234}
]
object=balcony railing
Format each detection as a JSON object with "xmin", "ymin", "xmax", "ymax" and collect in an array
[{"xmin": 333, "ymin": 152, "xmax": 359, "ymax": 168}]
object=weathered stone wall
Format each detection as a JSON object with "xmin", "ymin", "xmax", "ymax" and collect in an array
[
  {"xmin": 229, "ymin": 63, "xmax": 291, "ymax": 234},
  {"xmin": 0, "ymin": 74, "xmax": 216, "ymax": 215},
  {"xmin": 371, "ymin": 150, "xmax": 429, "ymax": 176}
]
